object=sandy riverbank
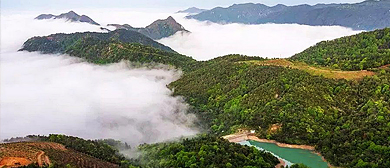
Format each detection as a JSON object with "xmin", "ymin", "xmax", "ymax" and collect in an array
[{"xmin": 223, "ymin": 133, "xmax": 314, "ymax": 150}]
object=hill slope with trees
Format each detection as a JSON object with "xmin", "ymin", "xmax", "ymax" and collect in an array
[
  {"xmin": 291, "ymin": 28, "xmax": 390, "ymax": 70},
  {"xmin": 19, "ymin": 29, "xmax": 197, "ymax": 71},
  {"xmin": 169, "ymin": 54, "xmax": 390, "ymax": 167}
]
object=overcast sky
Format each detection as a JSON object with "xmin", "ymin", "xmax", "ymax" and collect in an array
[{"xmin": 2, "ymin": 0, "xmax": 365, "ymax": 11}]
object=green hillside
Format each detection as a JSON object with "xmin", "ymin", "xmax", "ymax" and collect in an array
[
  {"xmin": 291, "ymin": 28, "xmax": 390, "ymax": 70},
  {"xmin": 19, "ymin": 30, "xmax": 197, "ymax": 71},
  {"xmin": 16, "ymin": 26, "xmax": 390, "ymax": 168},
  {"xmin": 169, "ymin": 54, "xmax": 390, "ymax": 167},
  {"xmin": 137, "ymin": 134, "xmax": 279, "ymax": 168}
]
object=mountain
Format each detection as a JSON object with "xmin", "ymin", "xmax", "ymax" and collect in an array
[
  {"xmin": 0, "ymin": 142, "xmax": 121, "ymax": 167},
  {"xmin": 168, "ymin": 29, "xmax": 390, "ymax": 167},
  {"xmin": 19, "ymin": 29, "xmax": 197, "ymax": 71},
  {"xmin": 35, "ymin": 11, "xmax": 100, "ymax": 25},
  {"xmin": 17, "ymin": 24, "xmax": 390, "ymax": 167},
  {"xmin": 1, "ymin": 135, "xmax": 138, "ymax": 168},
  {"xmin": 291, "ymin": 28, "xmax": 390, "ymax": 70},
  {"xmin": 107, "ymin": 16, "xmax": 189, "ymax": 40},
  {"xmin": 177, "ymin": 7, "xmax": 207, "ymax": 14},
  {"xmin": 187, "ymin": 0, "xmax": 390, "ymax": 30},
  {"xmin": 1, "ymin": 134, "xmax": 282, "ymax": 168},
  {"xmin": 170, "ymin": 55, "xmax": 390, "ymax": 168}
]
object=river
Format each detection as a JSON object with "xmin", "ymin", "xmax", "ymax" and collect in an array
[{"xmin": 240, "ymin": 140, "xmax": 329, "ymax": 168}]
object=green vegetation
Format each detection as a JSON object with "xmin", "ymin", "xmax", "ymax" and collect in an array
[
  {"xmin": 20, "ymin": 29, "xmax": 197, "ymax": 71},
  {"xmin": 17, "ymin": 26, "xmax": 390, "ymax": 168},
  {"xmin": 137, "ymin": 134, "xmax": 279, "ymax": 168},
  {"xmin": 288, "ymin": 163, "xmax": 310, "ymax": 168},
  {"xmin": 169, "ymin": 55, "xmax": 390, "ymax": 167},
  {"xmin": 15, "ymin": 134, "xmax": 280, "ymax": 168},
  {"xmin": 26, "ymin": 134, "xmax": 135, "ymax": 167},
  {"xmin": 291, "ymin": 28, "xmax": 390, "ymax": 70}
]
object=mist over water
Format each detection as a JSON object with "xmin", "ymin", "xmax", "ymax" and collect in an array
[{"xmin": 0, "ymin": 12, "xmax": 198, "ymax": 146}]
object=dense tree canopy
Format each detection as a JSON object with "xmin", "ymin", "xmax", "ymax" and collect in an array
[
  {"xmin": 20, "ymin": 30, "xmax": 197, "ymax": 71},
  {"xmin": 169, "ymin": 55, "xmax": 390, "ymax": 167},
  {"xmin": 137, "ymin": 134, "xmax": 279, "ymax": 168},
  {"xmin": 291, "ymin": 28, "xmax": 390, "ymax": 70}
]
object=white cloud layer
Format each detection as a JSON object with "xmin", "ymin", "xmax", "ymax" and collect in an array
[
  {"xmin": 158, "ymin": 14, "xmax": 362, "ymax": 60},
  {"xmin": 0, "ymin": 9, "xmax": 363, "ymax": 146},
  {"xmin": 0, "ymin": 12, "xmax": 198, "ymax": 146}
]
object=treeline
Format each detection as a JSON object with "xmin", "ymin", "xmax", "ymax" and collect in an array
[
  {"xmin": 137, "ymin": 134, "xmax": 280, "ymax": 168},
  {"xmin": 291, "ymin": 28, "xmax": 390, "ymax": 70},
  {"xmin": 169, "ymin": 55, "xmax": 390, "ymax": 167}
]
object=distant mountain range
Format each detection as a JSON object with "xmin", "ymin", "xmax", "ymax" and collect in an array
[
  {"xmin": 108, "ymin": 16, "xmax": 189, "ymax": 40},
  {"xmin": 177, "ymin": 7, "xmax": 207, "ymax": 14},
  {"xmin": 187, "ymin": 0, "xmax": 390, "ymax": 30},
  {"xmin": 35, "ymin": 11, "xmax": 99, "ymax": 25}
]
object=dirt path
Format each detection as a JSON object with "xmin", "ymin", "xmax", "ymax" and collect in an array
[{"xmin": 36, "ymin": 151, "xmax": 46, "ymax": 167}]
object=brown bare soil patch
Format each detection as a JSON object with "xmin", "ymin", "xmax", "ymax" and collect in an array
[
  {"xmin": 0, "ymin": 157, "xmax": 32, "ymax": 167},
  {"xmin": 275, "ymin": 159, "xmax": 286, "ymax": 168},
  {"xmin": 0, "ymin": 142, "xmax": 118, "ymax": 168},
  {"xmin": 268, "ymin": 124, "xmax": 282, "ymax": 134},
  {"xmin": 244, "ymin": 59, "xmax": 376, "ymax": 80},
  {"xmin": 379, "ymin": 64, "xmax": 390, "ymax": 69}
]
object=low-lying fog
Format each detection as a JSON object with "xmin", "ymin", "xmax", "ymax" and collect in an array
[
  {"xmin": 159, "ymin": 13, "xmax": 361, "ymax": 60},
  {"xmin": 1, "ymin": 9, "xmax": 361, "ymax": 146},
  {"xmin": 0, "ymin": 13, "xmax": 197, "ymax": 146}
]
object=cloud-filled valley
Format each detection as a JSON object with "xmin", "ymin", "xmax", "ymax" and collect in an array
[
  {"xmin": 159, "ymin": 14, "xmax": 362, "ymax": 60},
  {"xmin": 0, "ymin": 13, "xmax": 198, "ymax": 146},
  {"xmin": 0, "ymin": 9, "xmax": 362, "ymax": 146}
]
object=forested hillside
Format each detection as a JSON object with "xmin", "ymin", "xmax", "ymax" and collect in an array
[
  {"xmin": 17, "ymin": 24, "xmax": 390, "ymax": 168},
  {"xmin": 291, "ymin": 28, "xmax": 390, "ymax": 70},
  {"xmin": 3, "ymin": 134, "xmax": 282, "ymax": 168},
  {"xmin": 19, "ymin": 30, "xmax": 197, "ymax": 71},
  {"xmin": 169, "ymin": 55, "xmax": 390, "ymax": 167},
  {"xmin": 137, "ymin": 134, "xmax": 280, "ymax": 168}
]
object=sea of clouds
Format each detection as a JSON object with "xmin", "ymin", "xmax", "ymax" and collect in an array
[
  {"xmin": 0, "ymin": 12, "xmax": 197, "ymax": 147},
  {"xmin": 1, "ymin": 8, "xmax": 361, "ymax": 146}
]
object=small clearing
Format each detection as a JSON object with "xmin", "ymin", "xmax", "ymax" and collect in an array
[{"xmin": 244, "ymin": 59, "xmax": 375, "ymax": 80}]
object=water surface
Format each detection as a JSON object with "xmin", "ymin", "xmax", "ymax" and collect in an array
[{"xmin": 243, "ymin": 140, "xmax": 328, "ymax": 168}]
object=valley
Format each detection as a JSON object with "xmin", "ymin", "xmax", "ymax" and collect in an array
[{"xmin": 2, "ymin": 1, "xmax": 390, "ymax": 167}]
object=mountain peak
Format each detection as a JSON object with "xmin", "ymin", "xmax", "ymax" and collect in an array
[
  {"xmin": 167, "ymin": 16, "xmax": 175, "ymax": 21},
  {"xmin": 35, "ymin": 11, "xmax": 99, "ymax": 25},
  {"xmin": 177, "ymin": 7, "xmax": 207, "ymax": 14},
  {"xmin": 108, "ymin": 16, "xmax": 189, "ymax": 40},
  {"xmin": 67, "ymin": 10, "xmax": 77, "ymax": 15}
]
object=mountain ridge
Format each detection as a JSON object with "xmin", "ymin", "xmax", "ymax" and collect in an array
[
  {"xmin": 108, "ymin": 16, "xmax": 189, "ymax": 40},
  {"xmin": 35, "ymin": 11, "xmax": 100, "ymax": 25},
  {"xmin": 187, "ymin": 0, "xmax": 390, "ymax": 30},
  {"xmin": 177, "ymin": 7, "xmax": 207, "ymax": 14}
]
